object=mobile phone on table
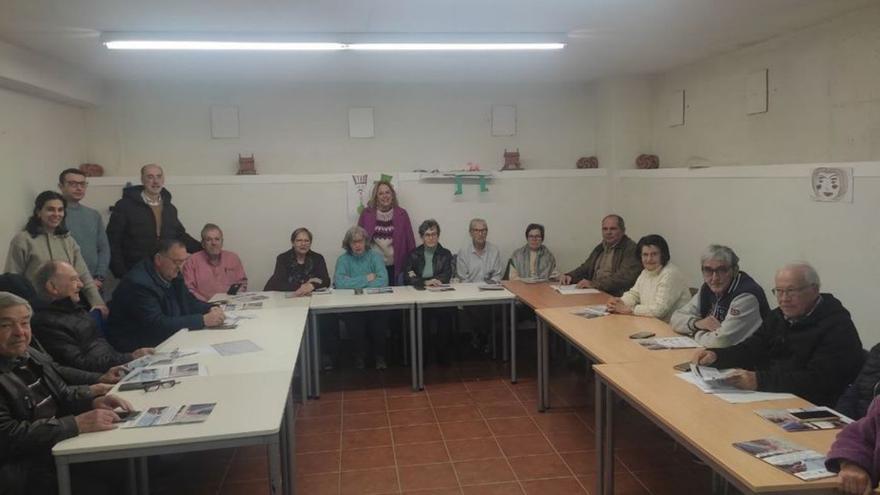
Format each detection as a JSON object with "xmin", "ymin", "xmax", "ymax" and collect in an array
[
  {"xmin": 628, "ymin": 331, "xmax": 656, "ymax": 339},
  {"xmin": 673, "ymin": 361, "xmax": 691, "ymax": 372},
  {"xmin": 113, "ymin": 409, "xmax": 141, "ymax": 422},
  {"xmin": 790, "ymin": 410, "xmax": 839, "ymax": 422}
]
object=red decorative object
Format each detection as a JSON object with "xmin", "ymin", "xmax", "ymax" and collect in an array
[
  {"xmin": 501, "ymin": 149, "xmax": 522, "ymax": 171},
  {"xmin": 79, "ymin": 163, "xmax": 104, "ymax": 177},
  {"xmin": 576, "ymin": 156, "xmax": 599, "ymax": 169},
  {"xmin": 635, "ymin": 154, "xmax": 659, "ymax": 169},
  {"xmin": 237, "ymin": 154, "xmax": 257, "ymax": 175}
]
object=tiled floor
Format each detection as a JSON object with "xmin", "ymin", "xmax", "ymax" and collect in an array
[{"xmin": 150, "ymin": 352, "xmax": 713, "ymax": 495}]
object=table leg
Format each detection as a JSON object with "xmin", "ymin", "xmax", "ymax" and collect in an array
[
  {"xmin": 299, "ymin": 330, "xmax": 309, "ymax": 403},
  {"xmin": 595, "ymin": 375, "xmax": 605, "ymax": 495},
  {"xmin": 541, "ymin": 318, "xmax": 550, "ymax": 410},
  {"xmin": 417, "ymin": 306, "xmax": 425, "ymax": 390},
  {"xmin": 269, "ymin": 437, "xmax": 284, "ymax": 495},
  {"xmin": 509, "ymin": 301, "xmax": 517, "ymax": 383},
  {"xmin": 127, "ymin": 458, "xmax": 137, "ymax": 495},
  {"xmin": 137, "ymin": 457, "xmax": 149, "ymax": 495},
  {"xmin": 491, "ymin": 306, "xmax": 497, "ymax": 360},
  {"xmin": 536, "ymin": 318, "xmax": 544, "ymax": 412},
  {"xmin": 502, "ymin": 304, "xmax": 509, "ymax": 362},
  {"xmin": 284, "ymin": 389, "xmax": 296, "ymax": 495},
  {"xmin": 603, "ymin": 383, "xmax": 615, "ymax": 495},
  {"xmin": 402, "ymin": 310, "xmax": 409, "ymax": 366},
  {"xmin": 55, "ymin": 457, "xmax": 72, "ymax": 495},
  {"xmin": 309, "ymin": 312, "xmax": 320, "ymax": 398},
  {"xmin": 411, "ymin": 306, "xmax": 419, "ymax": 391}
]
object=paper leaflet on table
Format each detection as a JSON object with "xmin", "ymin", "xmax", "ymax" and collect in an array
[
  {"xmin": 552, "ymin": 284, "xmax": 600, "ymax": 295},
  {"xmin": 571, "ymin": 305, "xmax": 608, "ymax": 319},
  {"xmin": 675, "ymin": 372, "xmax": 796, "ymax": 403},
  {"xmin": 121, "ymin": 362, "xmax": 206, "ymax": 384},
  {"xmin": 755, "ymin": 406, "xmax": 852, "ymax": 432},
  {"xmin": 426, "ymin": 284, "xmax": 455, "ymax": 292},
  {"xmin": 733, "ymin": 437, "xmax": 835, "ymax": 481},
  {"xmin": 125, "ymin": 348, "xmax": 202, "ymax": 370},
  {"xmin": 121, "ymin": 403, "xmax": 217, "ymax": 428},
  {"xmin": 637, "ymin": 336, "xmax": 699, "ymax": 350},
  {"xmin": 211, "ymin": 339, "xmax": 264, "ymax": 356}
]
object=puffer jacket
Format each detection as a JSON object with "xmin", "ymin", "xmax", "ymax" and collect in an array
[{"xmin": 403, "ymin": 244, "xmax": 454, "ymax": 289}]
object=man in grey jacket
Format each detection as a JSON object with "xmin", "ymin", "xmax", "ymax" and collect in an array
[{"xmin": 558, "ymin": 214, "xmax": 641, "ymax": 296}]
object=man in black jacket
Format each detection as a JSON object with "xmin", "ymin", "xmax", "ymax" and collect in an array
[
  {"xmin": 32, "ymin": 261, "xmax": 154, "ymax": 373},
  {"xmin": 106, "ymin": 164, "xmax": 201, "ymax": 278},
  {"xmin": 0, "ymin": 291, "xmax": 131, "ymax": 495},
  {"xmin": 693, "ymin": 262, "xmax": 864, "ymax": 407}
]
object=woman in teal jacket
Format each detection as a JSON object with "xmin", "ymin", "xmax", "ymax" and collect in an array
[{"xmin": 333, "ymin": 226, "xmax": 390, "ymax": 369}]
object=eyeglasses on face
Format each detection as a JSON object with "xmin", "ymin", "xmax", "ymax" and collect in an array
[
  {"xmin": 64, "ymin": 180, "xmax": 88, "ymax": 188},
  {"xmin": 143, "ymin": 379, "xmax": 178, "ymax": 392},
  {"xmin": 771, "ymin": 286, "xmax": 813, "ymax": 298},
  {"xmin": 701, "ymin": 266, "xmax": 731, "ymax": 277}
]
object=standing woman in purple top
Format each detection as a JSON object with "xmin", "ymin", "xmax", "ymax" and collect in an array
[{"xmin": 357, "ymin": 181, "xmax": 416, "ymax": 285}]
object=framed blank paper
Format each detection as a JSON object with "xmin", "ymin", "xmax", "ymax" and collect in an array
[
  {"xmin": 210, "ymin": 105, "xmax": 239, "ymax": 139},
  {"xmin": 349, "ymin": 107, "xmax": 375, "ymax": 138},
  {"xmin": 746, "ymin": 69, "xmax": 769, "ymax": 115},
  {"xmin": 492, "ymin": 105, "xmax": 516, "ymax": 136},
  {"xmin": 667, "ymin": 90, "xmax": 685, "ymax": 127}
]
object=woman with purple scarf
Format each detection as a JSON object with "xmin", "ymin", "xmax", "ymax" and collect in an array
[{"xmin": 357, "ymin": 180, "xmax": 416, "ymax": 285}]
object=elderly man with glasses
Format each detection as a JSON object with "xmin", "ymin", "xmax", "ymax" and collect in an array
[
  {"xmin": 671, "ymin": 245, "xmax": 770, "ymax": 347},
  {"xmin": 693, "ymin": 262, "xmax": 864, "ymax": 407},
  {"xmin": 106, "ymin": 239, "xmax": 225, "ymax": 352}
]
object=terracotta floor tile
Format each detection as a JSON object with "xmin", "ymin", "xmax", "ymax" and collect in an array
[
  {"xmin": 297, "ymin": 400, "xmax": 343, "ymax": 418},
  {"xmin": 343, "ymin": 412, "xmax": 390, "ymax": 431},
  {"xmin": 615, "ymin": 445, "xmax": 694, "ymax": 472},
  {"xmin": 295, "ymin": 473, "xmax": 340, "ymax": 495},
  {"xmin": 342, "ymin": 428, "xmax": 393, "ymax": 450},
  {"xmin": 531, "ymin": 413, "xmax": 589, "ymax": 435},
  {"xmin": 296, "ymin": 432, "xmax": 342, "ymax": 453},
  {"xmin": 460, "ymin": 483, "xmax": 524, "ymax": 495},
  {"xmin": 225, "ymin": 455, "xmax": 269, "ymax": 482},
  {"xmin": 560, "ymin": 451, "xmax": 598, "ymax": 476},
  {"xmin": 398, "ymin": 463, "xmax": 459, "ymax": 491},
  {"xmin": 341, "ymin": 445, "xmax": 396, "ymax": 471},
  {"xmin": 463, "ymin": 379, "xmax": 508, "ymax": 392},
  {"xmin": 343, "ymin": 388, "xmax": 388, "ymax": 400},
  {"xmin": 446, "ymin": 438, "xmax": 504, "ymax": 462},
  {"xmin": 393, "ymin": 423, "xmax": 444, "ymax": 444},
  {"xmin": 520, "ymin": 477, "xmax": 587, "ymax": 494},
  {"xmin": 402, "ymin": 489, "xmax": 463, "ymax": 495},
  {"xmin": 486, "ymin": 417, "xmax": 540, "ymax": 437},
  {"xmin": 454, "ymin": 458, "xmax": 516, "ymax": 485},
  {"xmin": 388, "ymin": 395, "xmax": 431, "ymax": 411},
  {"xmin": 296, "ymin": 416, "xmax": 342, "ymax": 434},
  {"xmin": 633, "ymin": 467, "xmax": 712, "ymax": 495},
  {"xmin": 495, "ymin": 434, "xmax": 553, "ymax": 457},
  {"xmin": 395, "ymin": 441, "xmax": 451, "ymax": 466},
  {"xmin": 344, "ymin": 398, "xmax": 388, "ymax": 415},
  {"xmin": 390, "ymin": 408, "xmax": 437, "ymax": 427},
  {"xmin": 435, "ymin": 405, "xmax": 482, "ymax": 423},
  {"xmin": 386, "ymin": 385, "xmax": 425, "ymax": 398},
  {"xmin": 507, "ymin": 454, "xmax": 571, "ymax": 481},
  {"xmin": 578, "ymin": 472, "xmax": 649, "ymax": 495},
  {"xmin": 478, "ymin": 402, "xmax": 529, "ymax": 419},
  {"xmin": 219, "ymin": 479, "xmax": 270, "ymax": 495},
  {"xmin": 426, "ymin": 382, "xmax": 469, "ymax": 394},
  {"xmin": 471, "ymin": 388, "xmax": 517, "ymax": 404},
  {"xmin": 340, "ymin": 467, "xmax": 400, "ymax": 495},
  {"xmin": 440, "ymin": 419, "xmax": 493, "ymax": 440},
  {"xmin": 295, "ymin": 451, "xmax": 341, "ymax": 476},
  {"xmin": 543, "ymin": 431, "xmax": 595, "ymax": 453},
  {"xmin": 430, "ymin": 392, "xmax": 475, "ymax": 407}
]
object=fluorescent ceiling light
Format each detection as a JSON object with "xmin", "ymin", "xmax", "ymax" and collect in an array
[
  {"xmin": 104, "ymin": 41, "xmax": 345, "ymax": 51},
  {"xmin": 348, "ymin": 43, "xmax": 564, "ymax": 51},
  {"xmin": 102, "ymin": 35, "xmax": 566, "ymax": 52}
]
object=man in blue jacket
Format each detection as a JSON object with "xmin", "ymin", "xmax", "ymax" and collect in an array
[{"xmin": 106, "ymin": 239, "xmax": 224, "ymax": 351}]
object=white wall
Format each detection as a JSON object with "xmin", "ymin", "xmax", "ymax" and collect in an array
[
  {"xmin": 85, "ymin": 81, "xmax": 598, "ymax": 176},
  {"xmin": 0, "ymin": 87, "xmax": 87, "ymax": 263},
  {"xmin": 649, "ymin": 3, "xmax": 880, "ymax": 168},
  {"xmin": 83, "ymin": 171, "xmax": 609, "ymax": 290},
  {"xmin": 614, "ymin": 163, "xmax": 880, "ymax": 346}
]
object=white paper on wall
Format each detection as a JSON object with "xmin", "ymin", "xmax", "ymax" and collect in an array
[
  {"xmin": 810, "ymin": 166, "xmax": 853, "ymax": 203},
  {"xmin": 346, "ymin": 173, "xmax": 400, "ymax": 223}
]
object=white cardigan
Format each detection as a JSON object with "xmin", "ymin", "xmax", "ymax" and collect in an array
[{"xmin": 619, "ymin": 263, "xmax": 692, "ymax": 322}]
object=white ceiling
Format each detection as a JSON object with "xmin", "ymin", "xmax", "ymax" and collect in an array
[{"xmin": 0, "ymin": 0, "xmax": 872, "ymax": 83}]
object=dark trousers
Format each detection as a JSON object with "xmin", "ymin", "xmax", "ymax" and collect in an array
[
  {"xmin": 424, "ymin": 308, "xmax": 456, "ymax": 364},
  {"xmin": 0, "ymin": 457, "xmax": 124, "ymax": 495},
  {"xmin": 343, "ymin": 311, "xmax": 390, "ymax": 360}
]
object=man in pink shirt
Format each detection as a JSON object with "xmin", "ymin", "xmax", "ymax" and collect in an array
[{"xmin": 182, "ymin": 223, "xmax": 248, "ymax": 301}]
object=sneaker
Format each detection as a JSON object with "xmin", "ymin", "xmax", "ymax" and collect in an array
[
  {"xmin": 375, "ymin": 357, "xmax": 387, "ymax": 370},
  {"xmin": 322, "ymin": 354, "xmax": 334, "ymax": 371}
]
